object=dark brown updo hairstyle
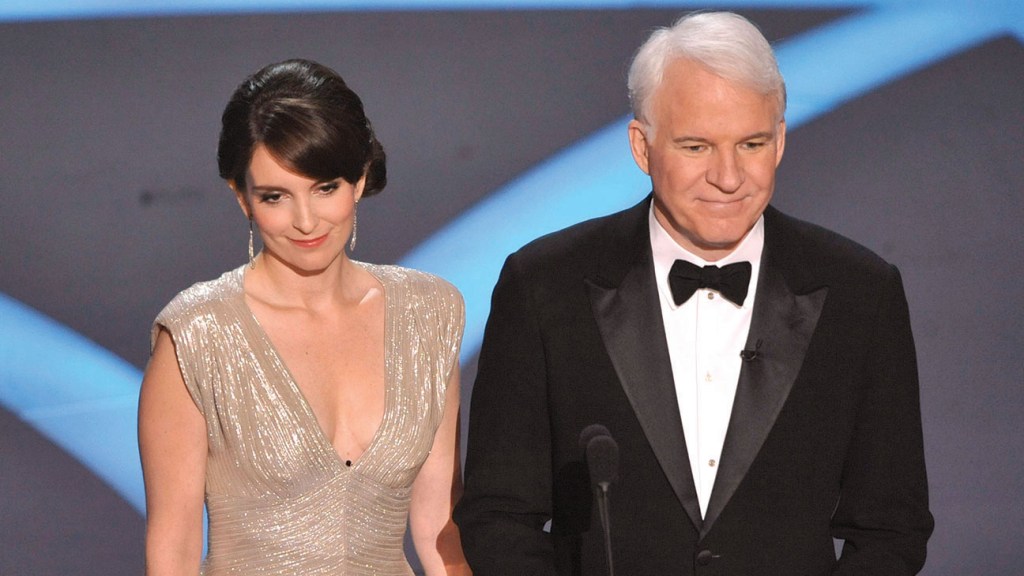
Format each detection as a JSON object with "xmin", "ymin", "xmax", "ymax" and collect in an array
[{"xmin": 217, "ymin": 59, "xmax": 386, "ymax": 197}]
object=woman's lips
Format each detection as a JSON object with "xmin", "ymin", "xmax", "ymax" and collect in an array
[{"xmin": 290, "ymin": 234, "xmax": 328, "ymax": 248}]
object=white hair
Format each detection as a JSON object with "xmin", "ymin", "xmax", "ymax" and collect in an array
[{"xmin": 627, "ymin": 12, "xmax": 786, "ymax": 124}]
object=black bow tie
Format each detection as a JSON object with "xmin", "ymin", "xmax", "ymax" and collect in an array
[{"xmin": 668, "ymin": 260, "xmax": 752, "ymax": 306}]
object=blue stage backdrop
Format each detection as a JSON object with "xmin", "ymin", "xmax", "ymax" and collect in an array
[{"xmin": 1, "ymin": 2, "xmax": 1022, "ymax": 574}]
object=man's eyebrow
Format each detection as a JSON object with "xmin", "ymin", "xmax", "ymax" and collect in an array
[{"xmin": 671, "ymin": 131, "xmax": 775, "ymax": 144}]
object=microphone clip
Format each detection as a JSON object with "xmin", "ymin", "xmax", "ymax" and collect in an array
[{"xmin": 740, "ymin": 339, "xmax": 763, "ymax": 362}]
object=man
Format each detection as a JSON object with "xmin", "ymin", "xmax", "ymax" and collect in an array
[{"xmin": 454, "ymin": 11, "xmax": 933, "ymax": 576}]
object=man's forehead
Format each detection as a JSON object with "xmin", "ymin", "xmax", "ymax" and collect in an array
[
  {"xmin": 652, "ymin": 92, "xmax": 781, "ymax": 132},
  {"xmin": 655, "ymin": 58, "xmax": 782, "ymax": 119}
]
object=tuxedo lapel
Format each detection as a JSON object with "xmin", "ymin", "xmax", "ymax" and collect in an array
[
  {"xmin": 585, "ymin": 201, "xmax": 703, "ymax": 531},
  {"xmin": 700, "ymin": 211, "xmax": 828, "ymax": 537}
]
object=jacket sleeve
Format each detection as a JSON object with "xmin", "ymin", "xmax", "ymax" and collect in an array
[
  {"xmin": 454, "ymin": 253, "xmax": 559, "ymax": 576},
  {"xmin": 831, "ymin": 265, "xmax": 934, "ymax": 574}
]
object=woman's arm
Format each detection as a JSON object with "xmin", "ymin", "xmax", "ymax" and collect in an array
[
  {"xmin": 138, "ymin": 328, "xmax": 207, "ymax": 576},
  {"xmin": 409, "ymin": 368, "xmax": 472, "ymax": 576}
]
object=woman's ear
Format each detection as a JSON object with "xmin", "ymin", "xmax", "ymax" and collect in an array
[
  {"xmin": 354, "ymin": 172, "xmax": 368, "ymax": 203},
  {"xmin": 230, "ymin": 181, "xmax": 252, "ymax": 219}
]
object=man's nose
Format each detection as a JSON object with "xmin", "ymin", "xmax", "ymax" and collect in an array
[{"xmin": 706, "ymin": 150, "xmax": 744, "ymax": 193}]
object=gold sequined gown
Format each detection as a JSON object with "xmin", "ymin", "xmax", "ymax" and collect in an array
[{"xmin": 152, "ymin": 263, "xmax": 464, "ymax": 575}]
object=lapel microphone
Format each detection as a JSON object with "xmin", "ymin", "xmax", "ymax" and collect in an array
[
  {"xmin": 740, "ymin": 339, "xmax": 763, "ymax": 362},
  {"xmin": 580, "ymin": 424, "xmax": 619, "ymax": 576}
]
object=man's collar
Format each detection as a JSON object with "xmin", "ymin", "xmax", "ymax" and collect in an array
[{"xmin": 648, "ymin": 204, "xmax": 765, "ymax": 269}]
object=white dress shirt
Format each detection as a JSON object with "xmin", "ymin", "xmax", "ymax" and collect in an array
[{"xmin": 649, "ymin": 206, "xmax": 764, "ymax": 518}]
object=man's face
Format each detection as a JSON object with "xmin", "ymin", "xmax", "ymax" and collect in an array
[{"xmin": 629, "ymin": 58, "xmax": 785, "ymax": 262}]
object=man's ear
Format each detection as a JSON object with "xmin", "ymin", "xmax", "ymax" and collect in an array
[
  {"xmin": 775, "ymin": 119, "xmax": 786, "ymax": 167},
  {"xmin": 627, "ymin": 119, "xmax": 652, "ymax": 175},
  {"xmin": 230, "ymin": 181, "xmax": 252, "ymax": 220}
]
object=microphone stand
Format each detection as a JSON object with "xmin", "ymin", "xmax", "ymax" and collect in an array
[
  {"xmin": 580, "ymin": 424, "xmax": 618, "ymax": 576},
  {"xmin": 595, "ymin": 481, "xmax": 614, "ymax": 576}
]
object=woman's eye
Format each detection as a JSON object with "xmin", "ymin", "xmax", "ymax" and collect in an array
[
  {"xmin": 318, "ymin": 182, "xmax": 340, "ymax": 194},
  {"xmin": 259, "ymin": 193, "xmax": 282, "ymax": 203}
]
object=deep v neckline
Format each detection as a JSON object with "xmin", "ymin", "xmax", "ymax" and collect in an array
[{"xmin": 235, "ymin": 263, "xmax": 392, "ymax": 471}]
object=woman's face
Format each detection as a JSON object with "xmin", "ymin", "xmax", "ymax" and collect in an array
[{"xmin": 236, "ymin": 144, "xmax": 364, "ymax": 274}]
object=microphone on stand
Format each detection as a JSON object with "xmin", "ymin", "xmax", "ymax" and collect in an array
[{"xmin": 580, "ymin": 424, "xmax": 619, "ymax": 576}]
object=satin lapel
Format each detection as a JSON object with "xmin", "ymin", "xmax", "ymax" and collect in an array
[
  {"xmin": 699, "ymin": 251, "xmax": 828, "ymax": 538},
  {"xmin": 586, "ymin": 254, "xmax": 703, "ymax": 531}
]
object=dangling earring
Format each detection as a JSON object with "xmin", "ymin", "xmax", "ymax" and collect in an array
[
  {"xmin": 349, "ymin": 201, "xmax": 359, "ymax": 252},
  {"xmin": 248, "ymin": 219, "xmax": 256, "ymax": 269}
]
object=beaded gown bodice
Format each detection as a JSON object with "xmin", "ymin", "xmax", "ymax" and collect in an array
[{"xmin": 153, "ymin": 263, "xmax": 464, "ymax": 575}]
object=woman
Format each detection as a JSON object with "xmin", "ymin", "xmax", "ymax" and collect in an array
[{"xmin": 138, "ymin": 59, "xmax": 470, "ymax": 575}]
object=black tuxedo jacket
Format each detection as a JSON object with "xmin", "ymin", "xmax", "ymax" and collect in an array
[{"xmin": 455, "ymin": 198, "xmax": 933, "ymax": 575}]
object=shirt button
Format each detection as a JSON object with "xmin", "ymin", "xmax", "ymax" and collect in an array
[
  {"xmin": 707, "ymin": 292, "xmax": 715, "ymax": 300},
  {"xmin": 704, "ymin": 372, "xmax": 712, "ymax": 382},
  {"xmin": 708, "ymin": 459, "xmax": 716, "ymax": 467}
]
